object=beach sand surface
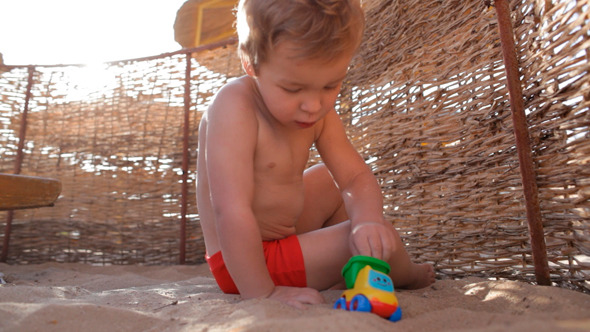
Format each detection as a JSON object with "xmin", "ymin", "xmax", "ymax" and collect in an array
[{"xmin": 1, "ymin": 262, "xmax": 589, "ymax": 331}]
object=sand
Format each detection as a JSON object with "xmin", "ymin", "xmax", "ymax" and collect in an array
[{"xmin": 1, "ymin": 262, "xmax": 589, "ymax": 332}]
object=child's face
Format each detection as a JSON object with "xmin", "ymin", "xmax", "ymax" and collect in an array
[{"xmin": 248, "ymin": 42, "xmax": 353, "ymax": 129}]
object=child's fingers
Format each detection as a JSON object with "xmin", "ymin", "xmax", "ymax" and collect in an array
[
  {"xmin": 368, "ymin": 237, "xmax": 383, "ymax": 260},
  {"xmin": 286, "ymin": 300, "xmax": 307, "ymax": 310},
  {"xmin": 349, "ymin": 231, "xmax": 370, "ymax": 257},
  {"xmin": 297, "ymin": 287, "xmax": 326, "ymax": 304},
  {"xmin": 350, "ymin": 223, "xmax": 375, "ymax": 251},
  {"xmin": 375, "ymin": 227, "xmax": 397, "ymax": 262},
  {"xmin": 269, "ymin": 286, "xmax": 325, "ymax": 309},
  {"xmin": 351, "ymin": 222, "xmax": 395, "ymax": 261},
  {"xmin": 379, "ymin": 231, "xmax": 394, "ymax": 262}
]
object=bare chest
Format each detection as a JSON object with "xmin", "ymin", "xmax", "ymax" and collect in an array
[{"xmin": 251, "ymin": 126, "xmax": 316, "ymax": 235}]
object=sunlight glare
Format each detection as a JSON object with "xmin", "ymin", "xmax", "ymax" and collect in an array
[
  {"xmin": 0, "ymin": 0, "xmax": 187, "ymax": 65},
  {"xmin": 64, "ymin": 63, "xmax": 117, "ymax": 101}
]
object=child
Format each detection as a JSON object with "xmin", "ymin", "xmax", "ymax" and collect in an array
[{"xmin": 196, "ymin": 0, "xmax": 435, "ymax": 308}]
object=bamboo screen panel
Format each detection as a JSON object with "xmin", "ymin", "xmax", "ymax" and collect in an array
[
  {"xmin": 0, "ymin": 45, "xmax": 242, "ymax": 265},
  {"xmin": 519, "ymin": 0, "xmax": 589, "ymax": 289},
  {"xmin": 0, "ymin": 0, "xmax": 588, "ymax": 292},
  {"xmin": 341, "ymin": 0, "xmax": 589, "ymax": 291}
]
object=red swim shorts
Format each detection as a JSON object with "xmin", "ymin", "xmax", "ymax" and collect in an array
[{"xmin": 205, "ymin": 235, "xmax": 307, "ymax": 294}]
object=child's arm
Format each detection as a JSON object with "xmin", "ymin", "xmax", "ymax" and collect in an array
[
  {"xmin": 316, "ymin": 109, "xmax": 398, "ymax": 261},
  {"xmin": 205, "ymin": 82, "xmax": 324, "ymax": 305},
  {"xmin": 205, "ymin": 85, "xmax": 274, "ymax": 299}
]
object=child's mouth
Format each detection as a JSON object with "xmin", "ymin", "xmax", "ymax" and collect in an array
[{"xmin": 296, "ymin": 121, "xmax": 315, "ymax": 128}]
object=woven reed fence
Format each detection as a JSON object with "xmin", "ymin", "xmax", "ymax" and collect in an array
[
  {"xmin": 1, "ymin": 0, "xmax": 588, "ymax": 292},
  {"xmin": 0, "ymin": 42, "xmax": 242, "ymax": 266}
]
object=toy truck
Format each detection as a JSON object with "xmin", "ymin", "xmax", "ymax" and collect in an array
[{"xmin": 333, "ymin": 256, "xmax": 402, "ymax": 322}]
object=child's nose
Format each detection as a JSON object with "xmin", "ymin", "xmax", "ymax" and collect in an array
[{"xmin": 301, "ymin": 94, "xmax": 322, "ymax": 113}]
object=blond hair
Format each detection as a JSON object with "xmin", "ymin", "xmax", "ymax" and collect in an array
[{"xmin": 236, "ymin": 0, "xmax": 365, "ymax": 72}]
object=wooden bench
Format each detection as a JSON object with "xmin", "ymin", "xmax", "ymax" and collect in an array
[{"xmin": 0, "ymin": 173, "xmax": 61, "ymax": 211}]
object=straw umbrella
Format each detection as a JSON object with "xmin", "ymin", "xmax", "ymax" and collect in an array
[{"xmin": 174, "ymin": 0, "xmax": 237, "ymax": 48}]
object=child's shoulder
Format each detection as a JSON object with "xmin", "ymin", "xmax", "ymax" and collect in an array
[
  {"xmin": 206, "ymin": 76, "xmax": 259, "ymax": 123},
  {"xmin": 214, "ymin": 75, "xmax": 255, "ymax": 101},
  {"xmin": 208, "ymin": 76, "xmax": 257, "ymax": 112}
]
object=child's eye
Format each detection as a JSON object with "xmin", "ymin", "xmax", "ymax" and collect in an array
[
  {"xmin": 281, "ymin": 86, "xmax": 301, "ymax": 93},
  {"xmin": 324, "ymin": 85, "xmax": 338, "ymax": 90}
]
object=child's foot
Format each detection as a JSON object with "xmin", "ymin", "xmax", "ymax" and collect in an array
[{"xmin": 406, "ymin": 263, "xmax": 435, "ymax": 289}]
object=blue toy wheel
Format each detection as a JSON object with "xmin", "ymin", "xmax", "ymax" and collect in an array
[
  {"xmin": 333, "ymin": 297, "xmax": 347, "ymax": 310},
  {"xmin": 389, "ymin": 306, "xmax": 402, "ymax": 322},
  {"xmin": 350, "ymin": 294, "xmax": 371, "ymax": 312}
]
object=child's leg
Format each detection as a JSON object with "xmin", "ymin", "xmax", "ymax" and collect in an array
[
  {"xmin": 295, "ymin": 164, "xmax": 435, "ymax": 290},
  {"xmin": 384, "ymin": 227, "xmax": 436, "ymax": 289},
  {"xmin": 295, "ymin": 163, "xmax": 349, "ymax": 234},
  {"xmin": 299, "ymin": 222, "xmax": 434, "ymax": 290},
  {"xmin": 295, "ymin": 164, "xmax": 352, "ymax": 290},
  {"xmin": 298, "ymin": 221, "xmax": 353, "ymax": 290}
]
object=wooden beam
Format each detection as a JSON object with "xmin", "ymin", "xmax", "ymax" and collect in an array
[
  {"xmin": 179, "ymin": 52, "xmax": 192, "ymax": 265},
  {"xmin": 0, "ymin": 174, "xmax": 61, "ymax": 211}
]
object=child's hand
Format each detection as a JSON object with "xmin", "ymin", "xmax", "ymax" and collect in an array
[
  {"xmin": 349, "ymin": 222, "xmax": 397, "ymax": 262},
  {"xmin": 266, "ymin": 286, "xmax": 326, "ymax": 309}
]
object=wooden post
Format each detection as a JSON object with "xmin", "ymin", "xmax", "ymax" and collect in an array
[
  {"xmin": 1, "ymin": 66, "xmax": 34, "ymax": 262},
  {"xmin": 180, "ymin": 53, "xmax": 192, "ymax": 264},
  {"xmin": 494, "ymin": 0, "xmax": 551, "ymax": 285}
]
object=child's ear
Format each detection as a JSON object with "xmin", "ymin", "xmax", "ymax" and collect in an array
[{"xmin": 242, "ymin": 58, "xmax": 256, "ymax": 77}]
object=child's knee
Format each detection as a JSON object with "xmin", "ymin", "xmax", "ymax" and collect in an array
[
  {"xmin": 304, "ymin": 163, "xmax": 332, "ymax": 182},
  {"xmin": 304, "ymin": 164, "xmax": 341, "ymax": 199}
]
